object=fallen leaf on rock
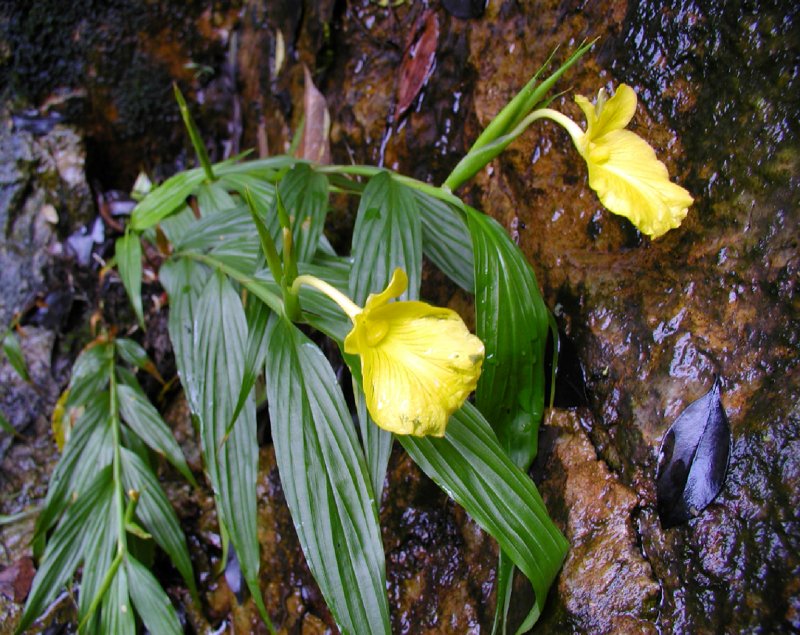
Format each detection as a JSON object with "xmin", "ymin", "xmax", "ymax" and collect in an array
[
  {"xmin": 394, "ymin": 10, "xmax": 439, "ymax": 121},
  {"xmin": 297, "ymin": 66, "xmax": 331, "ymax": 164},
  {"xmin": 656, "ymin": 377, "xmax": 731, "ymax": 529}
]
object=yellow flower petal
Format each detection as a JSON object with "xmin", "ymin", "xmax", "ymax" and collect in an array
[
  {"xmin": 572, "ymin": 84, "xmax": 693, "ymax": 238},
  {"xmin": 344, "ymin": 270, "xmax": 484, "ymax": 437},
  {"xmin": 585, "ymin": 129, "xmax": 694, "ymax": 237}
]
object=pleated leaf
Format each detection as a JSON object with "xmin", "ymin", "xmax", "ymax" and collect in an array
[
  {"xmin": 467, "ymin": 207, "xmax": 549, "ymax": 470},
  {"xmin": 127, "ymin": 555, "xmax": 183, "ymax": 635},
  {"xmin": 349, "ymin": 172, "xmax": 422, "ymax": 500},
  {"xmin": 278, "ymin": 164, "xmax": 330, "ymax": 263},
  {"xmin": 100, "ymin": 562, "xmax": 135, "ymax": 635},
  {"xmin": 399, "ymin": 402, "xmax": 568, "ymax": 621},
  {"xmin": 349, "ymin": 171, "xmax": 422, "ymax": 304},
  {"xmin": 416, "ymin": 191, "xmax": 474, "ymax": 292},
  {"xmin": 190, "ymin": 272, "xmax": 264, "ymax": 617},
  {"xmin": 116, "ymin": 383, "xmax": 196, "ymax": 485},
  {"xmin": 65, "ymin": 342, "xmax": 114, "ymax": 410},
  {"xmin": 196, "ymin": 182, "xmax": 236, "ymax": 216},
  {"xmin": 159, "ymin": 258, "xmax": 212, "ymax": 414},
  {"xmin": 120, "ymin": 447, "xmax": 197, "ymax": 599},
  {"xmin": 78, "ymin": 506, "xmax": 117, "ymax": 633},
  {"xmin": 17, "ymin": 467, "xmax": 114, "ymax": 634},
  {"xmin": 34, "ymin": 395, "xmax": 112, "ymax": 549},
  {"xmin": 265, "ymin": 316, "xmax": 391, "ymax": 635}
]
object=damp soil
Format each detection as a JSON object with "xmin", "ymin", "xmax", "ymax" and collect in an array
[{"xmin": 1, "ymin": 1, "xmax": 798, "ymax": 633}]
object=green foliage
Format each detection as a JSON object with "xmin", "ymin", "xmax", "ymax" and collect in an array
[
  {"xmin": 18, "ymin": 43, "xmax": 601, "ymax": 634},
  {"xmin": 18, "ymin": 337, "xmax": 196, "ymax": 634}
]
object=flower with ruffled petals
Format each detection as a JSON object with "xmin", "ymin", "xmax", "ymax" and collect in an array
[
  {"xmin": 295, "ymin": 269, "xmax": 484, "ymax": 437},
  {"xmin": 537, "ymin": 84, "xmax": 694, "ymax": 238}
]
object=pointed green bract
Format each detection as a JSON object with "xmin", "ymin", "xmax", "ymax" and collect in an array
[{"xmin": 2, "ymin": 330, "xmax": 30, "ymax": 382}]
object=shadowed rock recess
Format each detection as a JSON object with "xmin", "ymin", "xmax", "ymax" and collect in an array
[{"xmin": 1, "ymin": 0, "xmax": 797, "ymax": 632}]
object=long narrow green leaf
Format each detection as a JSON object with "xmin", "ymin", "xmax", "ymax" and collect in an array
[
  {"xmin": 349, "ymin": 172, "xmax": 422, "ymax": 499},
  {"xmin": 467, "ymin": 207, "xmax": 549, "ymax": 470},
  {"xmin": 2, "ymin": 331, "xmax": 30, "ymax": 382},
  {"xmin": 278, "ymin": 164, "xmax": 330, "ymax": 263},
  {"xmin": 120, "ymin": 447, "xmax": 197, "ymax": 600},
  {"xmin": 191, "ymin": 271, "xmax": 269, "ymax": 625},
  {"xmin": 174, "ymin": 204, "xmax": 251, "ymax": 252},
  {"xmin": 399, "ymin": 403, "xmax": 568, "ymax": 621},
  {"xmin": 65, "ymin": 342, "xmax": 114, "ymax": 410},
  {"xmin": 78, "ymin": 498, "xmax": 118, "ymax": 633},
  {"xmin": 116, "ymin": 383, "xmax": 196, "ymax": 486},
  {"xmin": 17, "ymin": 467, "xmax": 114, "ymax": 634},
  {"xmin": 131, "ymin": 168, "xmax": 205, "ymax": 231},
  {"xmin": 116, "ymin": 231, "xmax": 145, "ymax": 328},
  {"xmin": 127, "ymin": 555, "xmax": 183, "ymax": 635},
  {"xmin": 115, "ymin": 338, "xmax": 163, "ymax": 382},
  {"xmin": 415, "ymin": 190, "xmax": 474, "ymax": 293},
  {"xmin": 265, "ymin": 317, "xmax": 391, "ymax": 635},
  {"xmin": 100, "ymin": 561, "xmax": 135, "ymax": 635},
  {"xmin": 226, "ymin": 296, "xmax": 271, "ymax": 439},
  {"xmin": 159, "ymin": 258, "xmax": 212, "ymax": 413},
  {"xmin": 34, "ymin": 395, "xmax": 112, "ymax": 548}
]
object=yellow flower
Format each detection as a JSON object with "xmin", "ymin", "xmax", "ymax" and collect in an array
[
  {"xmin": 295, "ymin": 269, "xmax": 484, "ymax": 437},
  {"xmin": 539, "ymin": 84, "xmax": 694, "ymax": 238}
]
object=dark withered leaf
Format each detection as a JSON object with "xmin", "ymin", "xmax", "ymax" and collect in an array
[
  {"xmin": 441, "ymin": 0, "xmax": 486, "ymax": 19},
  {"xmin": 656, "ymin": 378, "xmax": 731, "ymax": 529}
]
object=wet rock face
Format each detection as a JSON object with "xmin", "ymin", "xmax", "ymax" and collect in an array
[{"xmin": 1, "ymin": 0, "xmax": 798, "ymax": 632}]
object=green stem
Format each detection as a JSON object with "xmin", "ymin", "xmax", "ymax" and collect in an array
[
  {"xmin": 77, "ymin": 552, "xmax": 123, "ymax": 632},
  {"xmin": 109, "ymin": 360, "xmax": 127, "ymax": 558}
]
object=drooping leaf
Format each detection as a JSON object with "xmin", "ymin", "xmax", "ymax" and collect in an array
[
  {"xmin": 265, "ymin": 316, "xmax": 391, "ymax": 635},
  {"xmin": 399, "ymin": 402, "xmax": 568, "ymax": 623},
  {"xmin": 120, "ymin": 447, "xmax": 197, "ymax": 599},
  {"xmin": 126, "ymin": 555, "xmax": 183, "ymax": 635},
  {"xmin": 174, "ymin": 204, "xmax": 252, "ymax": 253},
  {"xmin": 656, "ymin": 378, "xmax": 731, "ymax": 529},
  {"xmin": 349, "ymin": 172, "xmax": 422, "ymax": 499},
  {"xmin": 116, "ymin": 383, "xmax": 196, "ymax": 485},
  {"xmin": 415, "ymin": 190, "xmax": 474, "ymax": 292},
  {"xmin": 467, "ymin": 206, "xmax": 549, "ymax": 470},
  {"xmin": 116, "ymin": 231, "xmax": 145, "ymax": 328},
  {"xmin": 2, "ymin": 331, "xmax": 30, "ymax": 382},
  {"xmin": 17, "ymin": 467, "xmax": 114, "ymax": 634}
]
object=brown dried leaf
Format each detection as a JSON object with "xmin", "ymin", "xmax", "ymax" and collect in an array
[
  {"xmin": 394, "ymin": 10, "xmax": 439, "ymax": 121},
  {"xmin": 0, "ymin": 557, "xmax": 36, "ymax": 603},
  {"xmin": 297, "ymin": 66, "xmax": 331, "ymax": 164}
]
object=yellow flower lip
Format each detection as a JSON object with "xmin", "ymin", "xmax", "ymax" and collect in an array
[{"xmin": 342, "ymin": 268, "xmax": 485, "ymax": 437}]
